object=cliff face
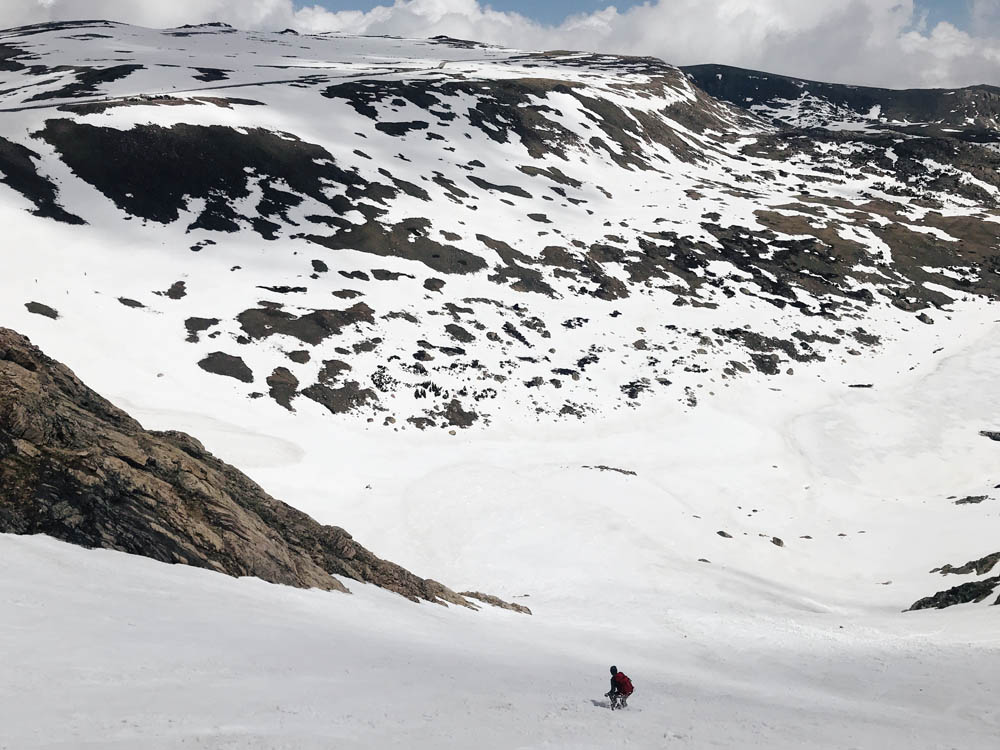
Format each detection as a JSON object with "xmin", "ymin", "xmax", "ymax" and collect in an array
[{"xmin": 0, "ymin": 327, "xmax": 476, "ymax": 607}]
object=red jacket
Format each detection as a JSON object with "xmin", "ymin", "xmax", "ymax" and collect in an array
[{"xmin": 611, "ymin": 672, "xmax": 633, "ymax": 695}]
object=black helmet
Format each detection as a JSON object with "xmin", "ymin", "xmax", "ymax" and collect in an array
[{"xmin": 610, "ymin": 666, "xmax": 618, "ymax": 675}]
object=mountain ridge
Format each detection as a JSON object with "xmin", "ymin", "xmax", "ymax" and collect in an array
[
  {"xmin": 683, "ymin": 62, "xmax": 1000, "ymax": 132},
  {"xmin": 1, "ymin": 21, "xmax": 997, "ymax": 432}
]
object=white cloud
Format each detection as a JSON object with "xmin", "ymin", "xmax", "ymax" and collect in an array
[
  {"xmin": 4, "ymin": 0, "xmax": 1000, "ymax": 88},
  {"xmin": 973, "ymin": 0, "xmax": 1000, "ymax": 38}
]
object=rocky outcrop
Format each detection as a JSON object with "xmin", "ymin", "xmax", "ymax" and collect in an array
[
  {"xmin": 460, "ymin": 591, "xmax": 532, "ymax": 615},
  {"xmin": 0, "ymin": 328, "xmax": 516, "ymax": 609},
  {"xmin": 684, "ymin": 64, "xmax": 1000, "ymax": 130},
  {"xmin": 931, "ymin": 552, "xmax": 1000, "ymax": 577},
  {"xmin": 909, "ymin": 551, "xmax": 1000, "ymax": 610},
  {"xmin": 908, "ymin": 577, "xmax": 1000, "ymax": 611}
]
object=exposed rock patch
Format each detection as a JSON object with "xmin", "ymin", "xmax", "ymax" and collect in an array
[
  {"xmin": 459, "ymin": 591, "xmax": 532, "ymax": 615},
  {"xmin": 908, "ymin": 577, "xmax": 1000, "ymax": 611},
  {"xmin": 955, "ymin": 495, "xmax": 990, "ymax": 505},
  {"xmin": 582, "ymin": 465, "xmax": 637, "ymax": 476},
  {"xmin": 237, "ymin": 303, "xmax": 374, "ymax": 346},
  {"xmin": 198, "ymin": 352, "xmax": 254, "ymax": 383},
  {"xmin": 184, "ymin": 317, "xmax": 219, "ymax": 343},
  {"xmin": 0, "ymin": 136, "xmax": 84, "ymax": 224},
  {"xmin": 931, "ymin": 552, "xmax": 1000, "ymax": 577},
  {"xmin": 24, "ymin": 302, "xmax": 59, "ymax": 320},
  {"xmin": 155, "ymin": 281, "xmax": 187, "ymax": 299},
  {"xmin": 267, "ymin": 367, "xmax": 299, "ymax": 410},
  {"xmin": 302, "ymin": 380, "xmax": 377, "ymax": 414}
]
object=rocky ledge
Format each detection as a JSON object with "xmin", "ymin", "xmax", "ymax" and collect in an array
[
  {"xmin": 908, "ymin": 551, "xmax": 1000, "ymax": 611},
  {"xmin": 0, "ymin": 328, "xmax": 520, "ymax": 611}
]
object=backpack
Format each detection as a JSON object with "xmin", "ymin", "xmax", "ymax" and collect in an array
[{"xmin": 614, "ymin": 672, "xmax": 634, "ymax": 695}]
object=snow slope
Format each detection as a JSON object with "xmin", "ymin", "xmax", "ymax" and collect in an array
[
  {"xmin": 4, "ymin": 312, "xmax": 1000, "ymax": 748},
  {"xmin": 3, "ymin": 532, "xmax": 999, "ymax": 750},
  {"xmin": 1, "ymin": 20, "xmax": 999, "ymax": 749}
]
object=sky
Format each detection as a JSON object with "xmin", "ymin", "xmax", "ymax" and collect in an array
[
  {"xmin": 2, "ymin": 1, "xmax": 999, "ymax": 88},
  {"xmin": 309, "ymin": 0, "xmax": 978, "ymax": 29}
]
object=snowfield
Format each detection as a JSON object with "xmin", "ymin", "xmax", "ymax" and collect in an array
[
  {"xmin": 1, "ymin": 20, "xmax": 999, "ymax": 750},
  {"xmin": 4, "ymin": 300, "xmax": 1000, "ymax": 748},
  {"xmin": 2, "ymin": 533, "xmax": 999, "ymax": 750}
]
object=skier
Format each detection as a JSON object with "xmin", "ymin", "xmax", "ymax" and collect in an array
[{"xmin": 605, "ymin": 665, "xmax": 634, "ymax": 710}]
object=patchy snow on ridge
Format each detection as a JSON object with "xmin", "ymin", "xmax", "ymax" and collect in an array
[{"xmin": 1, "ymin": 22, "xmax": 998, "ymax": 432}]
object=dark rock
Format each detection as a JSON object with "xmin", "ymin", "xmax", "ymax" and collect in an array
[
  {"xmin": 931, "ymin": 552, "xmax": 1000, "ymax": 576},
  {"xmin": 339, "ymin": 270, "xmax": 370, "ymax": 281},
  {"xmin": 582, "ymin": 465, "xmax": 637, "ymax": 476},
  {"xmin": 184, "ymin": 317, "xmax": 219, "ymax": 343},
  {"xmin": 717, "ymin": 531, "xmax": 732, "ymax": 538},
  {"xmin": 955, "ymin": 495, "xmax": 989, "ymax": 505},
  {"xmin": 375, "ymin": 120, "xmax": 429, "ymax": 136},
  {"xmin": 467, "ymin": 174, "xmax": 531, "ymax": 198},
  {"xmin": 908, "ymin": 576, "xmax": 1000, "ymax": 611},
  {"xmin": 155, "ymin": 281, "xmax": 187, "ymax": 299},
  {"xmin": 0, "ymin": 136, "xmax": 85, "ymax": 224},
  {"xmin": 442, "ymin": 399, "xmax": 478, "ymax": 428},
  {"xmin": 459, "ymin": 591, "xmax": 532, "ymax": 615},
  {"xmin": 257, "ymin": 285, "xmax": 306, "ymax": 294},
  {"xmin": 445, "ymin": 323, "xmax": 475, "ymax": 343},
  {"xmin": 372, "ymin": 268, "xmax": 415, "ymax": 281},
  {"xmin": 24, "ymin": 302, "xmax": 59, "ymax": 320},
  {"xmin": 307, "ymin": 218, "xmax": 486, "ymax": 276},
  {"xmin": 266, "ymin": 367, "xmax": 298, "ymax": 410},
  {"xmin": 27, "ymin": 64, "xmax": 142, "ymax": 102},
  {"xmin": 191, "ymin": 67, "xmax": 229, "ymax": 82},
  {"xmin": 237, "ymin": 303, "xmax": 374, "ymax": 346},
  {"xmin": 684, "ymin": 63, "xmax": 1000, "ymax": 130},
  {"xmin": 39, "ymin": 121, "xmax": 408, "ymax": 240},
  {"xmin": 117, "ymin": 297, "xmax": 144, "ymax": 309},
  {"xmin": 198, "ymin": 352, "xmax": 254, "ymax": 383},
  {"xmin": 317, "ymin": 359, "xmax": 351, "ymax": 383},
  {"xmin": 302, "ymin": 381, "xmax": 376, "ymax": 414}
]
